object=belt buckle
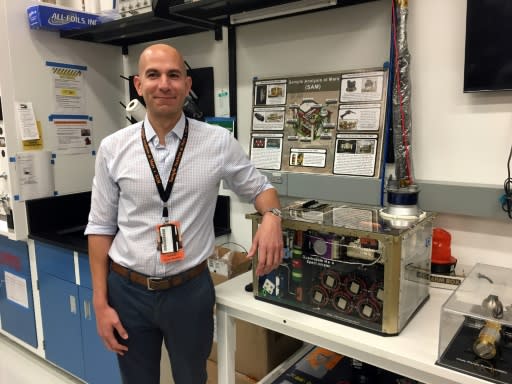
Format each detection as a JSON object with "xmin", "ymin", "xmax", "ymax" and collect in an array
[{"xmin": 146, "ymin": 276, "xmax": 163, "ymax": 291}]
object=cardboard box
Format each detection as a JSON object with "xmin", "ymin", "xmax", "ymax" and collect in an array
[
  {"xmin": 208, "ymin": 245, "xmax": 252, "ymax": 285},
  {"xmin": 159, "ymin": 345, "xmax": 256, "ymax": 384},
  {"xmin": 206, "ymin": 360, "xmax": 256, "ymax": 384},
  {"xmin": 27, "ymin": 5, "xmax": 101, "ymax": 31},
  {"xmin": 209, "ymin": 319, "xmax": 303, "ymax": 381},
  {"xmin": 160, "ymin": 344, "xmax": 173, "ymax": 384},
  {"xmin": 208, "ymin": 246, "xmax": 303, "ymax": 380}
]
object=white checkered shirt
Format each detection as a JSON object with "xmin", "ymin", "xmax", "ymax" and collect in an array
[{"xmin": 85, "ymin": 113, "xmax": 272, "ymax": 276}]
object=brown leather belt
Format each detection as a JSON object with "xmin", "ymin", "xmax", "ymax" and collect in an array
[{"xmin": 110, "ymin": 259, "xmax": 207, "ymax": 291}]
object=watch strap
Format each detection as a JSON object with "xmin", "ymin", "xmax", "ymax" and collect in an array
[{"xmin": 265, "ymin": 208, "xmax": 282, "ymax": 218}]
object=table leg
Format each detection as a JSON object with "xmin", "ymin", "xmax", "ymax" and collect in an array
[{"xmin": 216, "ymin": 304, "xmax": 236, "ymax": 384}]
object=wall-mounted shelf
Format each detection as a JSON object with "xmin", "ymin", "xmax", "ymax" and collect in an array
[
  {"xmin": 61, "ymin": 11, "xmax": 222, "ymax": 46},
  {"xmin": 60, "ymin": 0, "xmax": 377, "ymax": 46}
]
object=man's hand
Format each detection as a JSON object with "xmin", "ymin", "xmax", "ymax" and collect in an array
[
  {"xmin": 95, "ymin": 304, "xmax": 129, "ymax": 355},
  {"xmin": 247, "ymin": 213, "xmax": 283, "ymax": 276}
]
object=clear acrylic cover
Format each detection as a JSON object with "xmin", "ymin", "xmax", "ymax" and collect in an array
[
  {"xmin": 250, "ymin": 201, "xmax": 434, "ymax": 335},
  {"xmin": 437, "ymin": 263, "xmax": 512, "ymax": 384}
]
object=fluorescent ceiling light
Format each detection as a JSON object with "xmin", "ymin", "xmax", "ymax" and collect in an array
[{"xmin": 230, "ymin": 0, "xmax": 337, "ymax": 25}]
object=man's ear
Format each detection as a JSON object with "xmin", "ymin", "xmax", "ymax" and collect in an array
[
  {"xmin": 134, "ymin": 75, "xmax": 142, "ymax": 96},
  {"xmin": 186, "ymin": 76, "xmax": 192, "ymax": 95}
]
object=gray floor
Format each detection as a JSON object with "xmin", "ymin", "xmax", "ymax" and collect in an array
[
  {"xmin": 0, "ymin": 333, "xmax": 175, "ymax": 384},
  {"xmin": 0, "ymin": 334, "xmax": 83, "ymax": 384}
]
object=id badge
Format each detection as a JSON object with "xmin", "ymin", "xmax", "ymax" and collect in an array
[{"xmin": 157, "ymin": 221, "xmax": 185, "ymax": 263}]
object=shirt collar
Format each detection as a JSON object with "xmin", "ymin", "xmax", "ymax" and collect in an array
[{"xmin": 143, "ymin": 114, "xmax": 187, "ymax": 143}]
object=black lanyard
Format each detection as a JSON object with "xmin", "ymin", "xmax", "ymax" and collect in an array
[{"xmin": 141, "ymin": 119, "xmax": 189, "ymax": 219}]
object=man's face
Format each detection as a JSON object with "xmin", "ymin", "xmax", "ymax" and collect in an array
[{"xmin": 134, "ymin": 46, "xmax": 192, "ymax": 121}]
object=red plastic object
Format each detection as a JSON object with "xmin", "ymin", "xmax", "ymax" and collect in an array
[{"xmin": 431, "ymin": 227, "xmax": 457, "ymax": 274}]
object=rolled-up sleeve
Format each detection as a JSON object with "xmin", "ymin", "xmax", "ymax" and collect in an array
[
  {"xmin": 221, "ymin": 134, "xmax": 274, "ymax": 202},
  {"xmin": 84, "ymin": 140, "xmax": 119, "ymax": 236}
]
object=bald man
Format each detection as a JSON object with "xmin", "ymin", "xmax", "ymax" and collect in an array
[{"xmin": 85, "ymin": 44, "xmax": 283, "ymax": 383}]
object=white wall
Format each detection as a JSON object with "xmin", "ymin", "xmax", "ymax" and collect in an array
[
  {"xmin": 408, "ymin": 0, "xmax": 512, "ymax": 270},
  {"xmin": 0, "ymin": 0, "xmax": 124, "ymax": 239},
  {"xmin": 0, "ymin": 0, "xmax": 125, "ymax": 352},
  {"xmin": 230, "ymin": 1, "xmax": 392, "ymax": 251},
  {"xmin": 6, "ymin": 0, "xmax": 509, "ymax": 268},
  {"xmin": 409, "ymin": 0, "xmax": 512, "ymax": 185},
  {"xmin": 1, "ymin": 0, "xmax": 123, "ymax": 172},
  {"xmin": 135, "ymin": 0, "xmax": 512, "ymax": 270},
  {"xmin": 227, "ymin": 0, "xmax": 512, "ymax": 270}
]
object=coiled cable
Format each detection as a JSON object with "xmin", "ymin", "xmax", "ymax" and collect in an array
[{"xmin": 502, "ymin": 145, "xmax": 512, "ymax": 219}]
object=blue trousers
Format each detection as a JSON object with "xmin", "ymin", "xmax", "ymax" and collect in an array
[{"xmin": 107, "ymin": 267, "xmax": 215, "ymax": 384}]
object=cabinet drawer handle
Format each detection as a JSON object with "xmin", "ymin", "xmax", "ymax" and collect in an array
[
  {"xmin": 84, "ymin": 300, "xmax": 91, "ymax": 320},
  {"xmin": 69, "ymin": 295, "xmax": 77, "ymax": 314}
]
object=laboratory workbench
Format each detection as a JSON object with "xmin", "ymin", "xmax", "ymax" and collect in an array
[{"xmin": 215, "ymin": 271, "xmax": 491, "ymax": 384}]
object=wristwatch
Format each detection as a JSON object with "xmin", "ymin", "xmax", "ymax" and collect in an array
[{"xmin": 265, "ymin": 208, "xmax": 282, "ymax": 218}]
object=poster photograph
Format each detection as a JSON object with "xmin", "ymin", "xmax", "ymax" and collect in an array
[
  {"xmin": 252, "ymin": 106, "xmax": 286, "ymax": 131},
  {"xmin": 250, "ymin": 68, "xmax": 387, "ymax": 177},
  {"xmin": 250, "ymin": 133, "xmax": 284, "ymax": 170}
]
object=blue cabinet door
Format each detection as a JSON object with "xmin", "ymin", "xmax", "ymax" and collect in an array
[
  {"xmin": 0, "ymin": 237, "xmax": 37, "ymax": 347},
  {"xmin": 39, "ymin": 273, "xmax": 84, "ymax": 379},
  {"xmin": 79, "ymin": 286, "xmax": 121, "ymax": 384},
  {"xmin": 35, "ymin": 242, "xmax": 75, "ymax": 281}
]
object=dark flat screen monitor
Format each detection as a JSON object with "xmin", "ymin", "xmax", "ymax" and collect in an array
[{"xmin": 464, "ymin": 0, "xmax": 512, "ymax": 92}]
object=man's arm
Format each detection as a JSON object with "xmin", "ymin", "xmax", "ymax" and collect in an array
[
  {"xmin": 88, "ymin": 234, "xmax": 128, "ymax": 355},
  {"xmin": 247, "ymin": 188, "xmax": 284, "ymax": 276}
]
